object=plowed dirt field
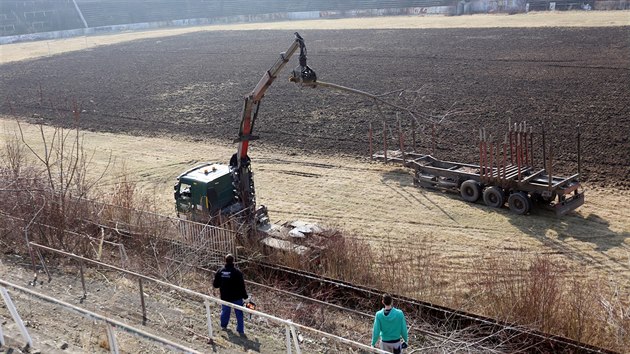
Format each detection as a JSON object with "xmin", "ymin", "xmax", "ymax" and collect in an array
[{"xmin": 1, "ymin": 22, "xmax": 629, "ymax": 187}]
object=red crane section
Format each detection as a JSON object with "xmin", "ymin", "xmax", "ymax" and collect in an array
[{"xmin": 234, "ymin": 32, "xmax": 316, "ymax": 169}]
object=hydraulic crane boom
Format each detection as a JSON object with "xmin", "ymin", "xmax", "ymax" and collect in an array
[
  {"xmin": 231, "ymin": 32, "xmax": 316, "ymax": 217},
  {"xmin": 234, "ymin": 32, "xmax": 316, "ymax": 168}
]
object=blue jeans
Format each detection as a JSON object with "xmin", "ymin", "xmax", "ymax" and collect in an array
[{"xmin": 220, "ymin": 299, "xmax": 244, "ymax": 333}]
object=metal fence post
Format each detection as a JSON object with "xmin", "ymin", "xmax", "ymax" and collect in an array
[
  {"xmin": 138, "ymin": 279, "xmax": 147, "ymax": 325},
  {"xmin": 285, "ymin": 324, "xmax": 292, "ymax": 354},
  {"xmin": 0, "ymin": 313, "xmax": 5, "ymax": 346},
  {"xmin": 0, "ymin": 287, "xmax": 33, "ymax": 348},
  {"xmin": 289, "ymin": 323, "xmax": 302, "ymax": 354},
  {"xmin": 106, "ymin": 323, "xmax": 120, "ymax": 354},
  {"xmin": 204, "ymin": 300, "xmax": 213, "ymax": 340},
  {"xmin": 35, "ymin": 248, "xmax": 51, "ymax": 282}
]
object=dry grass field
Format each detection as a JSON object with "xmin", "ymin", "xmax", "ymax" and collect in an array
[{"xmin": 2, "ymin": 118, "xmax": 629, "ymax": 296}]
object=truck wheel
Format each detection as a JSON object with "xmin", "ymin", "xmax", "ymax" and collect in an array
[
  {"xmin": 460, "ymin": 180, "xmax": 481, "ymax": 202},
  {"xmin": 508, "ymin": 192, "xmax": 531, "ymax": 215},
  {"xmin": 483, "ymin": 186, "xmax": 505, "ymax": 208}
]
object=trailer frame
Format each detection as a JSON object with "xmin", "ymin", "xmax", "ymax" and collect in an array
[{"xmin": 371, "ymin": 122, "xmax": 584, "ymax": 216}]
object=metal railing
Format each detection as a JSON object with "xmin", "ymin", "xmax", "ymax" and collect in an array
[
  {"xmin": 29, "ymin": 242, "xmax": 388, "ymax": 353},
  {"xmin": 0, "ymin": 279, "xmax": 200, "ymax": 354}
]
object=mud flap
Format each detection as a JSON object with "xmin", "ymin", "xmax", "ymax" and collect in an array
[{"xmin": 554, "ymin": 192, "xmax": 585, "ymax": 216}]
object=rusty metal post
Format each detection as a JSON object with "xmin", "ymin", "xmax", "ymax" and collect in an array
[
  {"xmin": 514, "ymin": 122, "xmax": 519, "ymax": 164},
  {"xmin": 524, "ymin": 122, "xmax": 529, "ymax": 167},
  {"xmin": 509, "ymin": 122, "xmax": 514, "ymax": 164},
  {"xmin": 502, "ymin": 136, "xmax": 508, "ymax": 180},
  {"xmin": 548, "ymin": 135, "xmax": 553, "ymax": 188},
  {"xmin": 483, "ymin": 128, "xmax": 488, "ymax": 178},
  {"xmin": 479, "ymin": 129, "xmax": 484, "ymax": 178},
  {"xmin": 542, "ymin": 125, "xmax": 547, "ymax": 172},
  {"xmin": 369, "ymin": 122, "xmax": 373, "ymax": 161},
  {"xmin": 520, "ymin": 121, "xmax": 525, "ymax": 167},
  {"xmin": 519, "ymin": 123, "xmax": 524, "ymax": 171},
  {"xmin": 577, "ymin": 124, "xmax": 581, "ymax": 177},
  {"xmin": 383, "ymin": 121, "xmax": 387, "ymax": 163},
  {"xmin": 521, "ymin": 122, "xmax": 527, "ymax": 167},
  {"xmin": 529, "ymin": 126, "xmax": 534, "ymax": 167},
  {"xmin": 139, "ymin": 278, "xmax": 147, "ymax": 325},
  {"xmin": 516, "ymin": 127, "xmax": 521, "ymax": 182},
  {"xmin": 488, "ymin": 135, "xmax": 494, "ymax": 178},
  {"xmin": 495, "ymin": 139, "xmax": 501, "ymax": 181}
]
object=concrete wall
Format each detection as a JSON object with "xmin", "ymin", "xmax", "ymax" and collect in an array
[
  {"xmin": 0, "ymin": 4, "xmax": 455, "ymax": 44},
  {"xmin": 0, "ymin": 0, "xmax": 84, "ymax": 36},
  {"xmin": 1, "ymin": 0, "xmax": 623, "ymax": 43},
  {"xmin": 2, "ymin": 0, "xmax": 456, "ymax": 36}
]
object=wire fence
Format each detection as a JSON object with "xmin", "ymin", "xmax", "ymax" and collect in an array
[{"xmin": 0, "ymin": 191, "xmax": 238, "ymax": 280}]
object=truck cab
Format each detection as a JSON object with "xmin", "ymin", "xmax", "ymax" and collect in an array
[{"xmin": 174, "ymin": 163, "xmax": 238, "ymax": 221}]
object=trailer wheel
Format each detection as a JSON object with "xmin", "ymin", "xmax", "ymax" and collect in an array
[
  {"xmin": 483, "ymin": 186, "xmax": 505, "ymax": 208},
  {"xmin": 508, "ymin": 192, "xmax": 531, "ymax": 215},
  {"xmin": 460, "ymin": 180, "xmax": 481, "ymax": 202}
]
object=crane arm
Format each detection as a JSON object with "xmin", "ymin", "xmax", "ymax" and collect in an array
[
  {"xmin": 231, "ymin": 32, "xmax": 316, "ymax": 217},
  {"xmin": 234, "ymin": 32, "xmax": 316, "ymax": 168}
]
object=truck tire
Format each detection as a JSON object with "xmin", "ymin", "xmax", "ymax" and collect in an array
[
  {"xmin": 483, "ymin": 186, "xmax": 505, "ymax": 208},
  {"xmin": 460, "ymin": 180, "xmax": 481, "ymax": 202},
  {"xmin": 508, "ymin": 192, "xmax": 531, "ymax": 215}
]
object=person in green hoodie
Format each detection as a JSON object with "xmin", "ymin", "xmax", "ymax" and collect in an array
[{"xmin": 371, "ymin": 293, "xmax": 409, "ymax": 353}]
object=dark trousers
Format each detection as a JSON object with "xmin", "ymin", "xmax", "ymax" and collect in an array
[{"xmin": 220, "ymin": 299, "xmax": 244, "ymax": 333}]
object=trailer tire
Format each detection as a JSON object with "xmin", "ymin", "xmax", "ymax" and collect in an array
[
  {"xmin": 460, "ymin": 180, "xmax": 481, "ymax": 202},
  {"xmin": 483, "ymin": 186, "xmax": 505, "ymax": 208},
  {"xmin": 508, "ymin": 192, "xmax": 531, "ymax": 215}
]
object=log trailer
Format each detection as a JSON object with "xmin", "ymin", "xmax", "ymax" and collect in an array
[
  {"xmin": 373, "ymin": 122, "xmax": 585, "ymax": 216},
  {"xmin": 174, "ymin": 33, "xmax": 316, "ymax": 225}
]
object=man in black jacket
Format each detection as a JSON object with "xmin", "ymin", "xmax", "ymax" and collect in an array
[{"xmin": 213, "ymin": 254, "xmax": 248, "ymax": 334}]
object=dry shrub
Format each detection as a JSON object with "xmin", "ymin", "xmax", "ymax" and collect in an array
[
  {"xmin": 0, "ymin": 123, "xmax": 167, "ymax": 273},
  {"xmin": 1, "ymin": 128, "xmax": 26, "ymax": 178},
  {"xmin": 469, "ymin": 254, "xmax": 630, "ymax": 352},
  {"xmin": 372, "ymin": 239, "xmax": 446, "ymax": 302},
  {"xmin": 474, "ymin": 255, "xmax": 564, "ymax": 332},
  {"xmin": 0, "ymin": 119, "xmax": 117, "ymax": 252},
  {"xmin": 108, "ymin": 162, "xmax": 138, "ymax": 211},
  {"xmin": 316, "ymin": 230, "xmax": 376, "ymax": 284}
]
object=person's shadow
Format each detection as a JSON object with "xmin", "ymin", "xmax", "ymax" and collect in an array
[{"xmin": 226, "ymin": 329, "xmax": 261, "ymax": 352}]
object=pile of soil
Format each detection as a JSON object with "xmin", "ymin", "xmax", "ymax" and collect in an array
[{"xmin": 1, "ymin": 27, "xmax": 628, "ymax": 187}]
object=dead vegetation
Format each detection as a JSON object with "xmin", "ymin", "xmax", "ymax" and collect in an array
[{"xmin": 1, "ymin": 119, "xmax": 629, "ymax": 352}]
